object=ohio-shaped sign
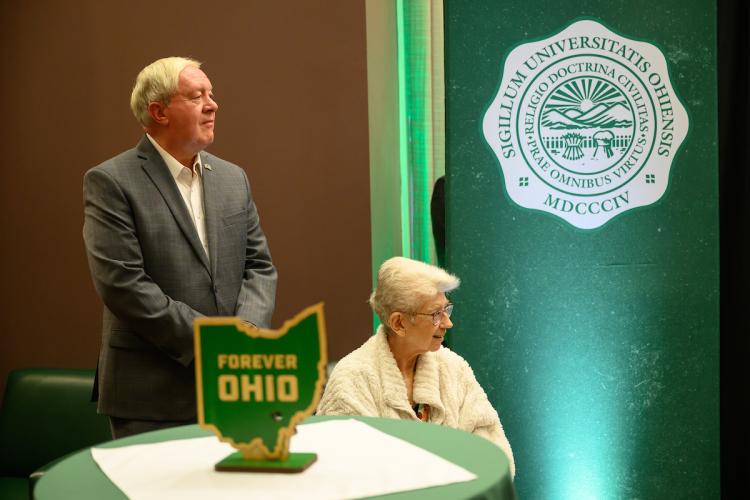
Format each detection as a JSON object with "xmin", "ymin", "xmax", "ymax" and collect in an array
[{"xmin": 194, "ymin": 303, "xmax": 327, "ymax": 460}]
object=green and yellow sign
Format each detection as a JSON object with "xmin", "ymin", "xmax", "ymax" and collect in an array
[{"xmin": 194, "ymin": 303, "xmax": 327, "ymax": 471}]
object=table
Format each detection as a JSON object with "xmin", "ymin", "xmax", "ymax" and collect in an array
[{"xmin": 34, "ymin": 415, "xmax": 515, "ymax": 499}]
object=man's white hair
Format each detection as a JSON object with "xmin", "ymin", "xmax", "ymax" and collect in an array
[
  {"xmin": 130, "ymin": 56, "xmax": 201, "ymax": 127},
  {"xmin": 369, "ymin": 256, "xmax": 460, "ymax": 328}
]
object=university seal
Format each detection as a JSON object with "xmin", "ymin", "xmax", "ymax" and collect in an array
[{"xmin": 483, "ymin": 19, "xmax": 689, "ymax": 229}]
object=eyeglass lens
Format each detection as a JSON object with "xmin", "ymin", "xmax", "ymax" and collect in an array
[{"xmin": 432, "ymin": 304, "xmax": 454, "ymax": 324}]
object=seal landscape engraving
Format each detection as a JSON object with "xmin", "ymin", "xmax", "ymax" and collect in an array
[{"xmin": 483, "ymin": 19, "xmax": 688, "ymax": 229}]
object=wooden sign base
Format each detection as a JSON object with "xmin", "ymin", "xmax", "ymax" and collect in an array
[{"xmin": 214, "ymin": 452, "xmax": 317, "ymax": 473}]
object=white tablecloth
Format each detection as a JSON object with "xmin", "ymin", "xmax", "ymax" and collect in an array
[{"xmin": 91, "ymin": 418, "xmax": 476, "ymax": 499}]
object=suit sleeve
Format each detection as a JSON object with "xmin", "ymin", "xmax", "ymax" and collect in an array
[
  {"xmin": 83, "ymin": 168, "xmax": 201, "ymax": 366},
  {"xmin": 233, "ymin": 170, "xmax": 277, "ymax": 328}
]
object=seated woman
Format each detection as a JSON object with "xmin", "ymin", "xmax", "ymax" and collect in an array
[{"xmin": 317, "ymin": 256, "xmax": 515, "ymax": 476}]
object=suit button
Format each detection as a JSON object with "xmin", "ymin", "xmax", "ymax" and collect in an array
[{"xmin": 213, "ymin": 285, "xmax": 219, "ymax": 294}]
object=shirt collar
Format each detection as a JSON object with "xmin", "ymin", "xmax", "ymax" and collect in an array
[{"xmin": 146, "ymin": 134, "xmax": 203, "ymax": 180}]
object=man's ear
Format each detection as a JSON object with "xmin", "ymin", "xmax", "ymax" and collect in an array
[
  {"xmin": 388, "ymin": 312, "xmax": 408, "ymax": 337},
  {"xmin": 147, "ymin": 101, "xmax": 169, "ymax": 126}
]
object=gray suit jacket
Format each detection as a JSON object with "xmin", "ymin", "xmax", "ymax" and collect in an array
[{"xmin": 83, "ymin": 136, "xmax": 277, "ymax": 420}]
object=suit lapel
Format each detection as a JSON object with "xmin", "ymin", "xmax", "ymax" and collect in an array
[
  {"xmin": 137, "ymin": 137, "xmax": 211, "ymax": 275},
  {"xmin": 200, "ymin": 155, "xmax": 220, "ymax": 279}
]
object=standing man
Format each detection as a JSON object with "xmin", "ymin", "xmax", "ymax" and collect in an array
[{"xmin": 83, "ymin": 57, "xmax": 277, "ymax": 438}]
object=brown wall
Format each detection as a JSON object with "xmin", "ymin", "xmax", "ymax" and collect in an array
[{"xmin": 0, "ymin": 1, "xmax": 372, "ymax": 396}]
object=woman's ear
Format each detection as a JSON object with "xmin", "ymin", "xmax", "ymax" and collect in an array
[{"xmin": 388, "ymin": 312, "xmax": 408, "ymax": 337}]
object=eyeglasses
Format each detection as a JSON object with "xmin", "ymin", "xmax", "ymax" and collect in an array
[{"xmin": 412, "ymin": 303, "xmax": 454, "ymax": 326}]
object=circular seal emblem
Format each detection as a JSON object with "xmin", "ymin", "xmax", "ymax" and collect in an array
[{"xmin": 483, "ymin": 19, "xmax": 689, "ymax": 229}]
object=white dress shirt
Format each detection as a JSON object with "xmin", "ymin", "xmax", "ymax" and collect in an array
[{"xmin": 146, "ymin": 134, "xmax": 209, "ymax": 260}]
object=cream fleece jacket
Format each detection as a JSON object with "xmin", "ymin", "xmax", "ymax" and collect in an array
[{"xmin": 317, "ymin": 326, "xmax": 515, "ymax": 476}]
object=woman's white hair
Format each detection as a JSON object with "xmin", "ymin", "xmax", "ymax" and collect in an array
[
  {"xmin": 130, "ymin": 56, "xmax": 201, "ymax": 127},
  {"xmin": 369, "ymin": 256, "xmax": 460, "ymax": 328}
]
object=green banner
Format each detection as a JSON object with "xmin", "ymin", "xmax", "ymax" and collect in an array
[
  {"xmin": 194, "ymin": 304, "xmax": 327, "ymax": 461},
  {"xmin": 444, "ymin": 1, "xmax": 718, "ymax": 498}
]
